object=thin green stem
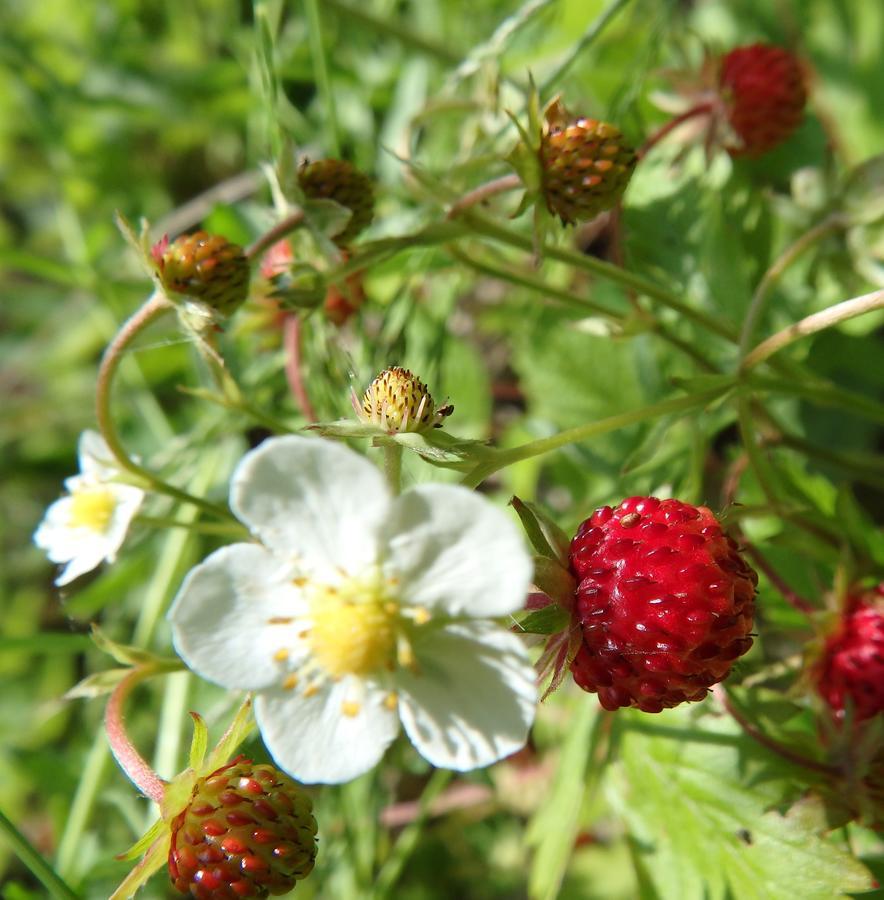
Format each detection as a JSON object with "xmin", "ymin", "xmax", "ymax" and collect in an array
[
  {"xmin": 461, "ymin": 387, "xmax": 726, "ymax": 488},
  {"xmin": 541, "ymin": 0, "xmax": 633, "ymax": 90},
  {"xmin": 464, "ymin": 211, "xmax": 738, "ymax": 341},
  {"xmin": 741, "ymin": 288, "xmax": 884, "ymax": 372},
  {"xmin": 304, "ymin": 0, "xmax": 340, "ymax": 156},
  {"xmin": 451, "ymin": 244, "xmax": 717, "ymax": 371},
  {"xmin": 0, "ymin": 807, "xmax": 80, "ymax": 900},
  {"xmin": 382, "ymin": 442, "xmax": 403, "ymax": 495},
  {"xmin": 135, "ymin": 514, "xmax": 249, "ymax": 538},
  {"xmin": 373, "ymin": 769, "xmax": 453, "ymax": 899},
  {"xmin": 747, "ymin": 374, "xmax": 884, "ymax": 425},
  {"xmin": 739, "ymin": 213, "xmax": 846, "ymax": 357},
  {"xmin": 96, "ymin": 292, "xmax": 231, "ymax": 520}
]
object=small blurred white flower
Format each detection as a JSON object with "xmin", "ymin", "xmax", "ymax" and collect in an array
[
  {"xmin": 34, "ymin": 431, "xmax": 145, "ymax": 586},
  {"xmin": 169, "ymin": 435, "xmax": 536, "ymax": 784}
]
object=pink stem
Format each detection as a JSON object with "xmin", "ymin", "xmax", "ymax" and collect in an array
[
  {"xmin": 638, "ymin": 102, "xmax": 715, "ymax": 160},
  {"xmin": 447, "ymin": 174, "xmax": 522, "ymax": 219},
  {"xmin": 105, "ymin": 669, "xmax": 168, "ymax": 803},
  {"xmin": 712, "ymin": 685, "xmax": 836, "ymax": 777},
  {"xmin": 283, "ymin": 314, "xmax": 318, "ymax": 423}
]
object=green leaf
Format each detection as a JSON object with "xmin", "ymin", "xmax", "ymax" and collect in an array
[
  {"xmin": 527, "ymin": 700, "xmax": 602, "ymax": 900},
  {"xmin": 842, "ymin": 152, "xmax": 884, "ymax": 225},
  {"xmin": 607, "ymin": 707, "xmax": 874, "ymax": 900}
]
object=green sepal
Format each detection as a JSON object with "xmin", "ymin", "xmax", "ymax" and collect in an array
[
  {"xmin": 514, "ymin": 603, "xmax": 571, "ymax": 636},
  {"xmin": 532, "ymin": 556, "xmax": 577, "ymax": 608},
  {"xmin": 269, "ymin": 263, "xmax": 327, "ymax": 311},
  {"xmin": 510, "ymin": 496, "xmax": 570, "ymax": 566},
  {"xmin": 116, "ymin": 817, "xmax": 168, "ymax": 863},
  {"xmin": 204, "ymin": 696, "xmax": 256, "ymax": 773},
  {"xmin": 302, "ymin": 196, "xmax": 354, "ymax": 248},
  {"xmin": 310, "ymin": 419, "xmax": 387, "ymax": 439},
  {"xmin": 390, "ymin": 430, "xmax": 495, "ymax": 469},
  {"xmin": 64, "ymin": 667, "xmax": 131, "ymax": 700},
  {"xmin": 109, "ymin": 831, "xmax": 171, "ymax": 900},
  {"xmin": 90, "ymin": 625, "xmax": 173, "ymax": 668},
  {"xmin": 842, "ymin": 152, "xmax": 884, "ymax": 226},
  {"xmin": 188, "ymin": 711, "xmax": 209, "ymax": 772},
  {"xmin": 114, "ymin": 211, "xmax": 157, "ymax": 279}
]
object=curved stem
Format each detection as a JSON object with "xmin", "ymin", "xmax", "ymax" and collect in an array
[
  {"xmin": 713, "ymin": 685, "xmax": 837, "ymax": 777},
  {"xmin": 741, "ymin": 288, "xmax": 884, "ymax": 372},
  {"xmin": 461, "ymin": 387, "xmax": 725, "ymax": 488},
  {"xmin": 283, "ymin": 314, "xmax": 318, "ymax": 423},
  {"xmin": 742, "ymin": 543, "xmax": 814, "ymax": 616},
  {"xmin": 96, "ymin": 292, "xmax": 231, "ymax": 520},
  {"xmin": 739, "ymin": 213, "xmax": 846, "ymax": 357},
  {"xmin": 105, "ymin": 668, "xmax": 171, "ymax": 803},
  {"xmin": 447, "ymin": 173, "xmax": 522, "ymax": 219},
  {"xmin": 637, "ymin": 102, "xmax": 715, "ymax": 159},
  {"xmin": 246, "ymin": 208, "xmax": 307, "ymax": 261}
]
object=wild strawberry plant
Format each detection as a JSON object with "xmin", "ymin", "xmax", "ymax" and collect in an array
[{"xmin": 3, "ymin": 1, "xmax": 884, "ymax": 898}]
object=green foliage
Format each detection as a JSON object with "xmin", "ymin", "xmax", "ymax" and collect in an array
[{"xmin": 3, "ymin": 0, "xmax": 884, "ymax": 898}]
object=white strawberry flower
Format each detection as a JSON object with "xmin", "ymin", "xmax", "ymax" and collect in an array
[
  {"xmin": 33, "ymin": 431, "xmax": 145, "ymax": 586},
  {"xmin": 169, "ymin": 435, "xmax": 536, "ymax": 785}
]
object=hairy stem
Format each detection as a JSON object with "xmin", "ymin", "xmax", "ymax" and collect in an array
[
  {"xmin": 739, "ymin": 213, "xmax": 847, "ymax": 356},
  {"xmin": 461, "ymin": 387, "xmax": 725, "ymax": 488},
  {"xmin": 714, "ymin": 685, "xmax": 837, "ymax": 777},
  {"xmin": 96, "ymin": 292, "xmax": 230, "ymax": 519},
  {"xmin": 637, "ymin": 102, "xmax": 715, "ymax": 159},
  {"xmin": 245, "ymin": 208, "xmax": 306, "ymax": 261},
  {"xmin": 741, "ymin": 288, "xmax": 884, "ymax": 372},
  {"xmin": 105, "ymin": 668, "xmax": 173, "ymax": 804},
  {"xmin": 447, "ymin": 174, "xmax": 522, "ymax": 218},
  {"xmin": 283, "ymin": 314, "xmax": 318, "ymax": 423}
]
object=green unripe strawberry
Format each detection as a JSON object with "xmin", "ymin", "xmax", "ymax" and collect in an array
[{"xmin": 297, "ymin": 159, "xmax": 374, "ymax": 246}]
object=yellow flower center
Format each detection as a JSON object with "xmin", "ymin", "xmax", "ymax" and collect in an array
[
  {"xmin": 68, "ymin": 488, "xmax": 117, "ymax": 532},
  {"xmin": 308, "ymin": 574, "xmax": 400, "ymax": 678}
]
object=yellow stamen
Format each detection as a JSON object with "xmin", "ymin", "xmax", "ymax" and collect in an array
[
  {"xmin": 282, "ymin": 673, "xmax": 299, "ymax": 690},
  {"xmin": 384, "ymin": 692, "xmax": 398, "ymax": 711},
  {"xmin": 341, "ymin": 701, "xmax": 361, "ymax": 717},
  {"xmin": 274, "ymin": 648, "xmax": 290, "ymax": 662},
  {"xmin": 68, "ymin": 487, "xmax": 116, "ymax": 532}
]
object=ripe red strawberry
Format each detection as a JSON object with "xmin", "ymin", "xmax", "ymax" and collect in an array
[
  {"xmin": 568, "ymin": 496, "xmax": 757, "ymax": 712},
  {"xmin": 168, "ymin": 756, "xmax": 317, "ymax": 898},
  {"xmin": 718, "ymin": 43, "xmax": 807, "ymax": 157},
  {"xmin": 540, "ymin": 114, "xmax": 636, "ymax": 225},
  {"xmin": 815, "ymin": 584, "xmax": 884, "ymax": 723},
  {"xmin": 154, "ymin": 232, "xmax": 251, "ymax": 316}
]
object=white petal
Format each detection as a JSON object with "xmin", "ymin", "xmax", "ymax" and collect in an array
[
  {"xmin": 231, "ymin": 436, "xmax": 391, "ymax": 578},
  {"xmin": 168, "ymin": 543, "xmax": 309, "ymax": 691},
  {"xmin": 77, "ymin": 430, "xmax": 121, "ymax": 480},
  {"xmin": 101, "ymin": 484, "xmax": 145, "ymax": 561},
  {"xmin": 396, "ymin": 622, "xmax": 536, "ymax": 771},
  {"xmin": 55, "ymin": 542, "xmax": 112, "ymax": 586},
  {"xmin": 255, "ymin": 677, "xmax": 398, "ymax": 784},
  {"xmin": 381, "ymin": 484, "xmax": 533, "ymax": 617}
]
